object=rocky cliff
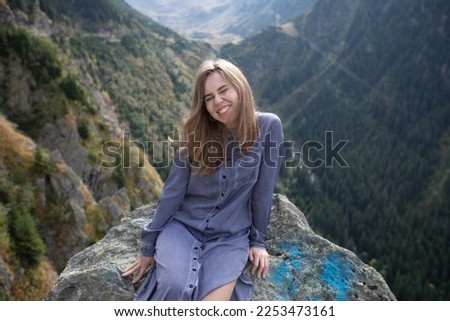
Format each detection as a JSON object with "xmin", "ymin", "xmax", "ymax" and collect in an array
[{"xmin": 46, "ymin": 194, "xmax": 395, "ymax": 301}]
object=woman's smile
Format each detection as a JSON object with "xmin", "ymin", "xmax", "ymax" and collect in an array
[{"xmin": 204, "ymin": 71, "xmax": 239, "ymax": 127}]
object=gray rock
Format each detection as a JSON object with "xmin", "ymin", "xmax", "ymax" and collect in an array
[
  {"xmin": 99, "ymin": 188, "xmax": 131, "ymax": 226},
  {"xmin": 0, "ymin": 256, "xmax": 13, "ymax": 298},
  {"xmin": 45, "ymin": 194, "xmax": 396, "ymax": 301},
  {"xmin": 40, "ymin": 118, "xmax": 87, "ymax": 180},
  {"xmin": 49, "ymin": 150, "xmax": 92, "ymax": 209}
]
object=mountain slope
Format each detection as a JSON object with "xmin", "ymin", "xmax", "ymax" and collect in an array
[
  {"xmin": 221, "ymin": 0, "xmax": 450, "ymax": 300},
  {"xmin": 0, "ymin": 0, "xmax": 213, "ymax": 300}
]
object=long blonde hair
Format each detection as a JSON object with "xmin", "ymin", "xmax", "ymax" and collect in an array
[{"xmin": 182, "ymin": 59, "xmax": 259, "ymax": 175}]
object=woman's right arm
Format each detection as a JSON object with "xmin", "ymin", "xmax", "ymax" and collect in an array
[
  {"xmin": 123, "ymin": 153, "xmax": 190, "ymax": 282},
  {"xmin": 140, "ymin": 152, "xmax": 191, "ymax": 256}
]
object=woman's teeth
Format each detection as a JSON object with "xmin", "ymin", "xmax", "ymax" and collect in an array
[{"xmin": 218, "ymin": 106, "xmax": 230, "ymax": 114}]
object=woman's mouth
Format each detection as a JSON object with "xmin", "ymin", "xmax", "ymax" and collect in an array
[{"xmin": 218, "ymin": 105, "xmax": 231, "ymax": 114}]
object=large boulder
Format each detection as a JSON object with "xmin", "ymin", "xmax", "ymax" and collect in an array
[{"xmin": 45, "ymin": 194, "xmax": 396, "ymax": 301}]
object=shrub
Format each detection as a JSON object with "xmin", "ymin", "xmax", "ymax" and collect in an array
[
  {"xmin": 59, "ymin": 73, "xmax": 87, "ymax": 105},
  {"xmin": 33, "ymin": 146, "xmax": 52, "ymax": 175},
  {"xmin": 9, "ymin": 202, "xmax": 46, "ymax": 268},
  {"xmin": 77, "ymin": 118, "xmax": 90, "ymax": 140}
]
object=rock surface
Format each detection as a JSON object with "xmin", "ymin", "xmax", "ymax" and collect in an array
[{"xmin": 45, "ymin": 194, "xmax": 396, "ymax": 301}]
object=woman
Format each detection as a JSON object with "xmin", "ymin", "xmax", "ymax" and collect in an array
[{"xmin": 122, "ymin": 58, "xmax": 284, "ymax": 300}]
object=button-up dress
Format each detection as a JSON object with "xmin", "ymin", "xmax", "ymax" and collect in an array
[{"xmin": 135, "ymin": 112, "xmax": 284, "ymax": 300}]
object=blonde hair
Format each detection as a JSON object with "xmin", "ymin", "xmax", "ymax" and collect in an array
[{"xmin": 182, "ymin": 59, "xmax": 259, "ymax": 175}]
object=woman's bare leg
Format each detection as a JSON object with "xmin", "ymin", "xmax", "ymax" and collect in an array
[{"xmin": 201, "ymin": 280, "xmax": 237, "ymax": 301}]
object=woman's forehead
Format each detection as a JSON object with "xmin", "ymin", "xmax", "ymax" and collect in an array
[{"xmin": 204, "ymin": 71, "xmax": 230, "ymax": 93}]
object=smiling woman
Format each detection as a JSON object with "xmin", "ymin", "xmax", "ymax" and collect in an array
[
  {"xmin": 183, "ymin": 59, "xmax": 260, "ymax": 175},
  {"xmin": 204, "ymin": 72, "xmax": 238, "ymax": 126},
  {"xmin": 122, "ymin": 58, "xmax": 285, "ymax": 301}
]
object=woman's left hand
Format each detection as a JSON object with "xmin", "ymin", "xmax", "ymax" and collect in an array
[{"xmin": 248, "ymin": 247, "xmax": 270, "ymax": 279}]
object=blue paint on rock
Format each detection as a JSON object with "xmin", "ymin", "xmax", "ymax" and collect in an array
[
  {"xmin": 270, "ymin": 242, "xmax": 304, "ymax": 300},
  {"xmin": 322, "ymin": 252, "xmax": 352, "ymax": 300},
  {"xmin": 278, "ymin": 242, "xmax": 303, "ymax": 260},
  {"xmin": 271, "ymin": 260, "xmax": 292, "ymax": 300},
  {"xmin": 290, "ymin": 259, "xmax": 302, "ymax": 271}
]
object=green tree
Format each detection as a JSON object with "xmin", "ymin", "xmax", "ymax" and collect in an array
[
  {"xmin": 33, "ymin": 146, "xmax": 52, "ymax": 175},
  {"xmin": 59, "ymin": 73, "xmax": 87, "ymax": 104},
  {"xmin": 9, "ymin": 201, "xmax": 46, "ymax": 268}
]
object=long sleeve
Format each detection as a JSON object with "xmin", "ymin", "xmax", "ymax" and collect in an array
[
  {"xmin": 140, "ymin": 153, "xmax": 191, "ymax": 256},
  {"xmin": 250, "ymin": 114, "xmax": 284, "ymax": 248}
]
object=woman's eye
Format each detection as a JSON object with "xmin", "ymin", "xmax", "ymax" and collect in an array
[
  {"xmin": 219, "ymin": 88, "xmax": 228, "ymax": 94},
  {"xmin": 205, "ymin": 96, "xmax": 213, "ymax": 102}
]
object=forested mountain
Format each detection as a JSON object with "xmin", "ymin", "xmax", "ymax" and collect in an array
[
  {"xmin": 126, "ymin": 0, "xmax": 316, "ymax": 47},
  {"xmin": 221, "ymin": 0, "xmax": 450, "ymax": 300},
  {"xmin": 0, "ymin": 0, "xmax": 213, "ymax": 300}
]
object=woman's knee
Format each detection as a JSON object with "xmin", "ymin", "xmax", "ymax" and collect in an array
[{"xmin": 201, "ymin": 279, "xmax": 237, "ymax": 301}]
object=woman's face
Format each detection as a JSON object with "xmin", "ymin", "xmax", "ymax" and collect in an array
[{"xmin": 204, "ymin": 71, "xmax": 239, "ymax": 128}]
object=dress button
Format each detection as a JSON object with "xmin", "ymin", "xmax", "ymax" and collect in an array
[
  {"xmin": 221, "ymin": 193, "xmax": 224, "ymax": 197},
  {"xmin": 222, "ymin": 175, "xmax": 227, "ymax": 179},
  {"xmin": 189, "ymin": 284, "xmax": 194, "ymax": 288},
  {"xmin": 216, "ymin": 206, "xmax": 220, "ymax": 209}
]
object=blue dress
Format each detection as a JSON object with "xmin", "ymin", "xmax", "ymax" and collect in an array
[{"xmin": 135, "ymin": 112, "xmax": 284, "ymax": 300}]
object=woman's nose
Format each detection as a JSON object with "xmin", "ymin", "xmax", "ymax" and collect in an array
[{"xmin": 214, "ymin": 94, "xmax": 224, "ymax": 104}]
